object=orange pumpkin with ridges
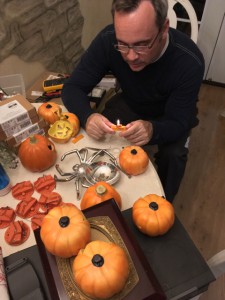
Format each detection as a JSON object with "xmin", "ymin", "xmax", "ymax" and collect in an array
[
  {"xmin": 18, "ymin": 134, "xmax": 57, "ymax": 172},
  {"xmin": 40, "ymin": 204, "xmax": 91, "ymax": 258},
  {"xmin": 132, "ymin": 194, "xmax": 175, "ymax": 236},
  {"xmin": 119, "ymin": 145, "xmax": 149, "ymax": 175},
  {"xmin": 80, "ymin": 181, "xmax": 122, "ymax": 210},
  {"xmin": 60, "ymin": 112, "xmax": 80, "ymax": 136},
  {"xmin": 37, "ymin": 102, "xmax": 62, "ymax": 124},
  {"xmin": 73, "ymin": 240, "xmax": 130, "ymax": 299}
]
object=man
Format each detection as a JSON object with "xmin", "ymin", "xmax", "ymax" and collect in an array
[{"xmin": 62, "ymin": 0, "xmax": 205, "ymax": 202}]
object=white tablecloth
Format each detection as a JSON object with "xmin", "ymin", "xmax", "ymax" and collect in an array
[{"xmin": 0, "ymin": 105, "xmax": 164, "ymax": 257}]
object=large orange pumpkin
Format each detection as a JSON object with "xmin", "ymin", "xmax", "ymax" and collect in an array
[
  {"xmin": 37, "ymin": 102, "xmax": 62, "ymax": 124},
  {"xmin": 80, "ymin": 181, "xmax": 122, "ymax": 210},
  {"xmin": 132, "ymin": 194, "xmax": 175, "ymax": 237},
  {"xmin": 73, "ymin": 240, "xmax": 130, "ymax": 299},
  {"xmin": 18, "ymin": 134, "xmax": 57, "ymax": 172},
  {"xmin": 119, "ymin": 145, "xmax": 149, "ymax": 175},
  {"xmin": 60, "ymin": 112, "xmax": 80, "ymax": 136},
  {"xmin": 40, "ymin": 204, "xmax": 91, "ymax": 258}
]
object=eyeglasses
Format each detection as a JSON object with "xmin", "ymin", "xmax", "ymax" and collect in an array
[{"xmin": 114, "ymin": 29, "xmax": 160, "ymax": 54}]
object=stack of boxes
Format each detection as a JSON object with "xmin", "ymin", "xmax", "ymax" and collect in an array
[{"xmin": 0, "ymin": 94, "xmax": 49, "ymax": 150}]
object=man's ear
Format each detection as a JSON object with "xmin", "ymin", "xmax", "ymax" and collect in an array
[{"xmin": 161, "ymin": 18, "xmax": 170, "ymax": 38}]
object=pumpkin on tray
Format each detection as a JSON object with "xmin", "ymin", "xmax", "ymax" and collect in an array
[
  {"xmin": 40, "ymin": 203, "xmax": 91, "ymax": 258},
  {"xmin": 119, "ymin": 145, "xmax": 149, "ymax": 175},
  {"xmin": 132, "ymin": 194, "xmax": 175, "ymax": 237},
  {"xmin": 73, "ymin": 240, "xmax": 130, "ymax": 299},
  {"xmin": 80, "ymin": 181, "xmax": 122, "ymax": 210}
]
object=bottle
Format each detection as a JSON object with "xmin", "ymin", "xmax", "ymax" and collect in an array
[{"xmin": 0, "ymin": 163, "xmax": 11, "ymax": 196}]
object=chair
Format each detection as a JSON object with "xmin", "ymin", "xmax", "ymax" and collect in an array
[
  {"xmin": 190, "ymin": 249, "xmax": 225, "ymax": 299},
  {"xmin": 167, "ymin": 0, "xmax": 199, "ymax": 43}
]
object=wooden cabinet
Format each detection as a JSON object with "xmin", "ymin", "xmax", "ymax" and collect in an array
[{"xmin": 197, "ymin": 0, "xmax": 225, "ymax": 84}]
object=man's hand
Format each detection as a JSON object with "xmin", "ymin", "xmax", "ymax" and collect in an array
[
  {"xmin": 85, "ymin": 113, "xmax": 114, "ymax": 140},
  {"xmin": 119, "ymin": 120, "xmax": 153, "ymax": 145}
]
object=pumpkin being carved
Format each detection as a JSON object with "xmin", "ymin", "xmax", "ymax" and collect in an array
[
  {"xmin": 80, "ymin": 181, "xmax": 122, "ymax": 210},
  {"xmin": 18, "ymin": 134, "xmax": 57, "ymax": 172},
  {"xmin": 60, "ymin": 112, "xmax": 80, "ymax": 136},
  {"xmin": 119, "ymin": 146, "xmax": 149, "ymax": 175},
  {"xmin": 132, "ymin": 194, "xmax": 175, "ymax": 237},
  {"xmin": 40, "ymin": 204, "xmax": 91, "ymax": 258},
  {"xmin": 37, "ymin": 102, "xmax": 62, "ymax": 124},
  {"xmin": 73, "ymin": 240, "xmax": 130, "ymax": 299}
]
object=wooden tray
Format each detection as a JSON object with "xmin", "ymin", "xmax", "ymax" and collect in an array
[{"xmin": 34, "ymin": 199, "xmax": 166, "ymax": 300}]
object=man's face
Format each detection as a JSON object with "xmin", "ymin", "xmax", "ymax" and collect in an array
[{"xmin": 114, "ymin": 1, "xmax": 168, "ymax": 71}]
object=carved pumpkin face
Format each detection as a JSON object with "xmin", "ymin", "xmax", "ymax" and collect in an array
[
  {"xmin": 73, "ymin": 240, "xmax": 130, "ymax": 299},
  {"xmin": 40, "ymin": 204, "xmax": 91, "ymax": 258},
  {"xmin": 132, "ymin": 194, "xmax": 175, "ymax": 236},
  {"xmin": 60, "ymin": 112, "xmax": 80, "ymax": 136}
]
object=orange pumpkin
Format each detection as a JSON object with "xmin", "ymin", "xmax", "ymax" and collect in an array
[
  {"xmin": 119, "ymin": 146, "xmax": 149, "ymax": 175},
  {"xmin": 60, "ymin": 112, "xmax": 80, "ymax": 136},
  {"xmin": 40, "ymin": 203, "xmax": 91, "ymax": 258},
  {"xmin": 80, "ymin": 181, "xmax": 122, "ymax": 210},
  {"xmin": 73, "ymin": 240, "xmax": 130, "ymax": 299},
  {"xmin": 37, "ymin": 102, "xmax": 62, "ymax": 124},
  {"xmin": 132, "ymin": 194, "xmax": 175, "ymax": 237},
  {"xmin": 18, "ymin": 134, "xmax": 57, "ymax": 172}
]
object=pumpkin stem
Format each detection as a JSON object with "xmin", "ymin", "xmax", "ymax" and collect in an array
[
  {"xmin": 46, "ymin": 104, "xmax": 53, "ymax": 109},
  {"xmin": 92, "ymin": 254, "xmax": 104, "ymax": 267},
  {"xmin": 59, "ymin": 216, "xmax": 70, "ymax": 227},
  {"xmin": 29, "ymin": 135, "xmax": 37, "ymax": 144},
  {"xmin": 149, "ymin": 202, "xmax": 158, "ymax": 211},
  {"xmin": 96, "ymin": 185, "xmax": 106, "ymax": 195},
  {"xmin": 131, "ymin": 149, "xmax": 137, "ymax": 155}
]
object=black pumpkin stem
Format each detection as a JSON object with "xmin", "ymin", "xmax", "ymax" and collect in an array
[
  {"xmin": 149, "ymin": 202, "xmax": 158, "ymax": 211},
  {"xmin": 46, "ymin": 104, "xmax": 52, "ymax": 109},
  {"xmin": 92, "ymin": 254, "xmax": 104, "ymax": 267},
  {"xmin": 59, "ymin": 216, "xmax": 70, "ymax": 227},
  {"xmin": 131, "ymin": 149, "xmax": 137, "ymax": 155}
]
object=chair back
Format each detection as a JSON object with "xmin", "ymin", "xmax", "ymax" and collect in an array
[{"xmin": 167, "ymin": 0, "xmax": 199, "ymax": 43}]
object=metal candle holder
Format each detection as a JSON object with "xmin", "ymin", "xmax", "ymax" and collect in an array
[{"xmin": 54, "ymin": 147, "xmax": 131, "ymax": 199}]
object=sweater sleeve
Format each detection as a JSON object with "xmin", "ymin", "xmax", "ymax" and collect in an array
[
  {"xmin": 149, "ymin": 54, "xmax": 205, "ymax": 145},
  {"xmin": 61, "ymin": 26, "xmax": 113, "ymax": 127}
]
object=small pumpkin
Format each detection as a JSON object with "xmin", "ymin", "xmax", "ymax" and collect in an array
[
  {"xmin": 37, "ymin": 102, "xmax": 62, "ymax": 124},
  {"xmin": 119, "ymin": 145, "xmax": 149, "ymax": 175},
  {"xmin": 40, "ymin": 203, "xmax": 91, "ymax": 258},
  {"xmin": 132, "ymin": 194, "xmax": 175, "ymax": 237},
  {"xmin": 18, "ymin": 134, "xmax": 57, "ymax": 172},
  {"xmin": 73, "ymin": 240, "xmax": 130, "ymax": 299},
  {"xmin": 80, "ymin": 181, "xmax": 122, "ymax": 210},
  {"xmin": 60, "ymin": 112, "xmax": 80, "ymax": 136}
]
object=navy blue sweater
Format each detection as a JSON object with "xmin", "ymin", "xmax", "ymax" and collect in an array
[{"xmin": 62, "ymin": 24, "xmax": 204, "ymax": 145}]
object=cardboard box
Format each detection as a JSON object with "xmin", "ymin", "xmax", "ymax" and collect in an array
[
  {"xmin": 0, "ymin": 94, "xmax": 38, "ymax": 140},
  {"xmin": 6, "ymin": 119, "xmax": 49, "ymax": 147}
]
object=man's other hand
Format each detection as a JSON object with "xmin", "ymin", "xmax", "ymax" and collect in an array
[
  {"xmin": 85, "ymin": 113, "xmax": 115, "ymax": 140},
  {"xmin": 119, "ymin": 120, "xmax": 153, "ymax": 145}
]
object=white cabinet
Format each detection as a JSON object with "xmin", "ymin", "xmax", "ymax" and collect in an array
[{"xmin": 197, "ymin": 0, "xmax": 225, "ymax": 84}]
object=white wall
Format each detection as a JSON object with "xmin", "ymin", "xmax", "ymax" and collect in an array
[
  {"xmin": 78, "ymin": 0, "xmax": 112, "ymax": 49},
  {"xmin": 197, "ymin": 0, "xmax": 225, "ymax": 83}
]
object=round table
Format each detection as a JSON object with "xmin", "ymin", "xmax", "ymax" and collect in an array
[{"xmin": 0, "ymin": 105, "xmax": 164, "ymax": 258}]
